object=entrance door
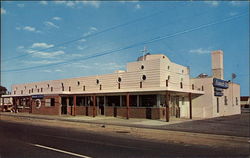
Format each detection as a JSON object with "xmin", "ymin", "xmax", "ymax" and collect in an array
[
  {"xmin": 61, "ymin": 105, "xmax": 67, "ymax": 115},
  {"xmin": 170, "ymin": 96, "xmax": 180, "ymax": 118}
]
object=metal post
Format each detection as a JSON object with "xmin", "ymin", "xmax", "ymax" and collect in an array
[
  {"xmin": 73, "ymin": 95, "xmax": 76, "ymax": 116},
  {"xmin": 165, "ymin": 91, "xmax": 170, "ymax": 122},
  {"xmin": 137, "ymin": 95, "xmax": 140, "ymax": 107},
  {"xmin": 189, "ymin": 93, "xmax": 192, "ymax": 119},
  {"xmin": 2, "ymin": 97, "xmax": 4, "ymax": 112},
  {"xmin": 126, "ymin": 93, "xmax": 130, "ymax": 119},
  {"xmin": 93, "ymin": 95, "xmax": 96, "ymax": 117},
  {"xmin": 120, "ymin": 95, "xmax": 122, "ymax": 107}
]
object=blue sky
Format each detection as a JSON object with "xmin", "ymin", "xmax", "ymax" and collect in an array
[{"xmin": 1, "ymin": 1, "xmax": 249, "ymax": 96}]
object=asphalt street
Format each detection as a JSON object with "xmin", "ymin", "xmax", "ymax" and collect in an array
[{"xmin": 0, "ymin": 120, "xmax": 248, "ymax": 158}]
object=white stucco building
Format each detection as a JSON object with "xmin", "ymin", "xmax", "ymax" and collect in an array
[{"xmin": 1, "ymin": 50, "xmax": 241, "ymax": 120}]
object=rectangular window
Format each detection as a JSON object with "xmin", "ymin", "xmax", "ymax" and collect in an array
[
  {"xmin": 21, "ymin": 90, "xmax": 23, "ymax": 94},
  {"xmin": 182, "ymin": 97, "xmax": 184, "ymax": 105},
  {"xmin": 45, "ymin": 98, "xmax": 55, "ymax": 107},
  {"xmin": 51, "ymin": 87, "xmax": 53, "ymax": 92},
  {"xmin": 140, "ymin": 82, "xmax": 142, "ymax": 88},
  {"xmin": 69, "ymin": 86, "xmax": 71, "ymax": 91},
  {"xmin": 118, "ymin": 83, "xmax": 120, "ymax": 89},
  {"xmin": 83, "ymin": 85, "xmax": 85, "ymax": 91},
  {"xmin": 217, "ymin": 97, "xmax": 219, "ymax": 113},
  {"xmin": 180, "ymin": 82, "xmax": 183, "ymax": 89},
  {"xmin": 62, "ymin": 86, "xmax": 64, "ymax": 91},
  {"xmin": 31, "ymin": 89, "xmax": 33, "ymax": 93},
  {"xmin": 45, "ymin": 99, "xmax": 51, "ymax": 107},
  {"xmin": 236, "ymin": 97, "xmax": 238, "ymax": 105},
  {"xmin": 224, "ymin": 96, "xmax": 228, "ymax": 105},
  {"xmin": 192, "ymin": 84, "xmax": 194, "ymax": 90},
  {"xmin": 51, "ymin": 98, "xmax": 55, "ymax": 106},
  {"xmin": 202, "ymin": 86, "xmax": 204, "ymax": 91},
  {"xmin": 41, "ymin": 88, "xmax": 43, "ymax": 92},
  {"xmin": 100, "ymin": 85, "xmax": 102, "ymax": 90},
  {"xmin": 166, "ymin": 80, "xmax": 168, "ymax": 87}
]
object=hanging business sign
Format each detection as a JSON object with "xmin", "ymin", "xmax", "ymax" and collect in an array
[
  {"xmin": 213, "ymin": 78, "xmax": 229, "ymax": 97},
  {"xmin": 32, "ymin": 95, "xmax": 44, "ymax": 99},
  {"xmin": 213, "ymin": 78, "xmax": 229, "ymax": 89}
]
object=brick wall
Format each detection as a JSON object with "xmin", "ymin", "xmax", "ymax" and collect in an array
[{"xmin": 31, "ymin": 95, "xmax": 60, "ymax": 115}]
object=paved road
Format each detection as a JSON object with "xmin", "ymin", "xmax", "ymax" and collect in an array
[{"xmin": 0, "ymin": 120, "xmax": 249, "ymax": 158}]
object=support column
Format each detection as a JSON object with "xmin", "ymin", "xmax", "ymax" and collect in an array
[
  {"xmin": 93, "ymin": 95, "xmax": 96, "ymax": 117},
  {"xmin": 73, "ymin": 95, "xmax": 76, "ymax": 116},
  {"xmin": 165, "ymin": 92, "xmax": 170, "ymax": 122},
  {"xmin": 126, "ymin": 93, "xmax": 130, "ymax": 119},
  {"xmin": 157, "ymin": 94, "xmax": 161, "ymax": 107},
  {"xmin": 136, "ymin": 95, "xmax": 139, "ymax": 107},
  {"xmin": 104, "ymin": 96, "xmax": 106, "ymax": 106},
  {"xmin": 119, "ymin": 95, "xmax": 122, "ymax": 107},
  {"xmin": 66, "ymin": 97, "xmax": 70, "ymax": 115},
  {"xmin": 29, "ymin": 96, "xmax": 32, "ymax": 113},
  {"xmin": 2, "ymin": 97, "xmax": 4, "ymax": 112},
  {"xmin": 189, "ymin": 93, "xmax": 192, "ymax": 119}
]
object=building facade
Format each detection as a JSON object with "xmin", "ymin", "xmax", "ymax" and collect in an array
[{"xmin": 1, "ymin": 50, "xmax": 241, "ymax": 121}]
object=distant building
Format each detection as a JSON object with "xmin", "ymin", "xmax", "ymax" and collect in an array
[
  {"xmin": 2, "ymin": 50, "xmax": 241, "ymax": 120},
  {"xmin": 240, "ymin": 96, "xmax": 250, "ymax": 112}
]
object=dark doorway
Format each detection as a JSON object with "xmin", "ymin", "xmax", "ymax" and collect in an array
[
  {"xmin": 61, "ymin": 105, "xmax": 67, "ymax": 115},
  {"xmin": 146, "ymin": 108, "xmax": 152, "ymax": 119}
]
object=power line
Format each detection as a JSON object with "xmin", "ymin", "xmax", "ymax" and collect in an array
[
  {"xmin": 2, "ymin": 11, "xmax": 248, "ymax": 73},
  {"xmin": 3, "ymin": 10, "xmax": 164, "ymax": 62}
]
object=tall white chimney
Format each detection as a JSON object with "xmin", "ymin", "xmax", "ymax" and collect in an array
[{"xmin": 211, "ymin": 50, "xmax": 224, "ymax": 80}]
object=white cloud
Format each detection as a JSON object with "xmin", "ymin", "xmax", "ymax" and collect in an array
[
  {"xmin": 16, "ymin": 26, "xmax": 41, "ymax": 33},
  {"xmin": 16, "ymin": 27, "xmax": 21, "ymax": 30},
  {"xmin": 54, "ymin": 1, "xmax": 100, "ymax": 8},
  {"xmin": 189, "ymin": 48, "xmax": 211, "ymax": 54},
  {"xmin": 17, "ymin": 4, "xmax": 25, "ymax": 8},
  {"xmin": 204, "ymin": 1, "xmax": 219, "ymax": 7},
  {"xmin": 17, "ymin": 46, "xmax": 24, "ymax": 50},
  {"xmin": 135, "ymin": 4, "xmax": 141, "ymax": 9},
  {"xmin": 77, "ymin": 45, "xmax": 88, "ymax": 50},
  {"xmin": 44, "ymin": 21, "xmax": 59, "ymax": 29},
  {"xmin": 55, "ymin": 69, "xmax": 63, "ymax": 72},
  {"xmin": 81, "ymin": 1, "xmax": 100, "ymax": 8},
  {"xmin": 31, "ymin": 43, "xmax": 54, "ymax": 49},
  {"xmin": 90, "ymin": 27, "xmax": 98, "ymax": 31},
  {"xmin": 1, "ymin": 8, "xmax": 6, "ymax": 14},
  {"xmin": 230, "ymin": 1, "xmax": 246, "ymax": 7},
  {"xmin": 27, "ymin": 50, "xmax": 65, "ymax": 58},
  {"xmin": 229, "ymin": 12, "xmax": 237, "ymax": 16},
  {"xmin": 83, "ymin": 26, "xmax": 98, "ymax": 37},
  {"xmin": 52, "ymin": 17, "xmax": 62, "ymax": 21},
  {"xmin": 23, "ymin": 26, "xmax": 36, "ymax": 32},
  {"xmin": 40, "ymin": 1, "xmax": 48, "ymax": 5},
  {"xmin": 79, "ymin": 39, "xmax": 87, "ymax": 43}
]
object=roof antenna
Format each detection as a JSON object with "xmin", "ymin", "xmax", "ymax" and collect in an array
[{"xmin": 140, "ymin": 46, "xmax": 149, "ymax": 61}]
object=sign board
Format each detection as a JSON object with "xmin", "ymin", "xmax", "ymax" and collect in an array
[
  {"xmin": 214, "ymin": 91, "xmax": 223, "ymax": 97},
  {"xmin": 32, "ymin": 95, "xmax": 44, "ymax": 99},
  {"xmin": 213, "ymin": 78, "xmax": 229, "ymax": 89},
  {"xmin": 214, "ymin": 87, "xmax": 223, "ymax": 92}
]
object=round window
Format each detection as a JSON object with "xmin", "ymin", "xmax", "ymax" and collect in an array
[
  {"xmin": 35, "ymin": 99, "xmax": 41, "ymax": 109},
  {"xmin": 96, "ymin": 79, "xmax": 99, "ymax": 84},
  {"xmin": 142, "ymin": 75, "xmax": 146, "ymax": 80},
  {"xmin": 141, "ymin": 65, "xmax": 144, "ymax": 70},
  {"xmin": 118, "ymin": 77, "xmax": 122, "ymax": 82}
]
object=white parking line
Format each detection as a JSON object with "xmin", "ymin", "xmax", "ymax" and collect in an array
[{"xmin": 32, "ymin": 144, "xmax": 92, "ymax": 158}]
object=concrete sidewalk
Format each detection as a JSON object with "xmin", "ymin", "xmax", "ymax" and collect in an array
[{"xmin": 0, "ymin": 112, "xmax": 192, "ymax": 128}]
